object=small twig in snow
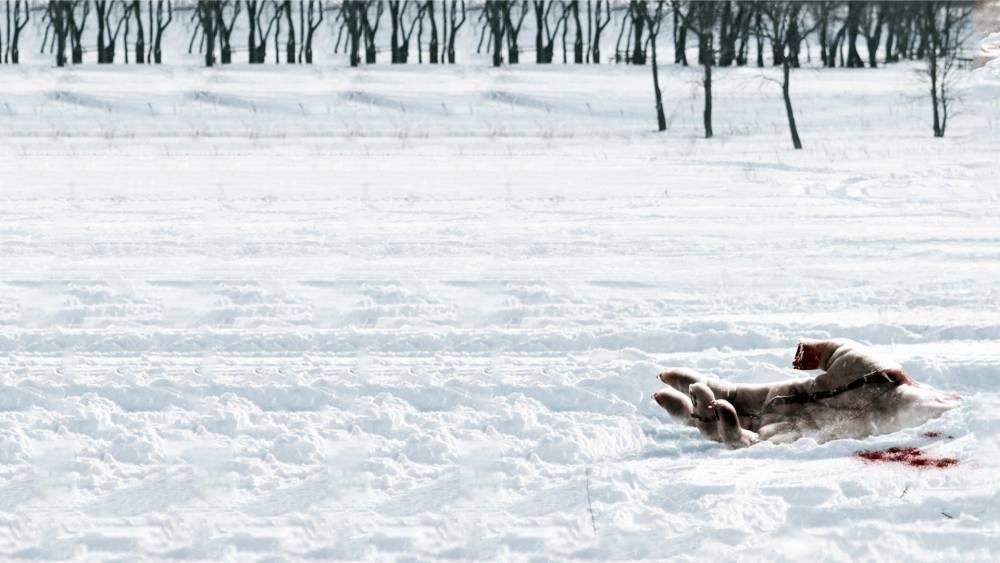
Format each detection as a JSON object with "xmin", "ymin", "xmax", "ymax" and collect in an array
[{"xmin": 585, "ymin": 467, "xmax": 598, "ymax": 535}]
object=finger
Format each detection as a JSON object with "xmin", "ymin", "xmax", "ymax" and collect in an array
[
  {"xmin": 659, "ymin": 368, "xmax": 733, "ymax": 403},
  {"xmin": 689, "ymin": 382, "xmax": 716, "ymax": 414},
  {"xmin": 658, "ymin": 368, "xmax": 774, "ymax": 424},
  {"xmin": 652, "ymin": 387, "xmax": 695, "ymax": 426},
  {"xmin": 710, "ymin": 399, "xmax": 759, "ymax": 449},
  {"xmin": 657, "ymin": 368, "xmax": 707, "ymax": 394},
  {"xmin": 688, "ymin": 382, "xmax": 724, "ymax": 442}
]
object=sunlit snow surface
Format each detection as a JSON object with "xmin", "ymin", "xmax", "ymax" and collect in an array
[{"xmin": 1, "ymin": 64, "xmax": 998, "ymax": 560}]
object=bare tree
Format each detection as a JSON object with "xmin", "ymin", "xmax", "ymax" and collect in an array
[
  {"xmin": 247, "ymin": 0, "xmax": 279, "ymax": 63},
  {"xmin": 613, "ymin": 0, "xmax": 628, "ymax": 61},
  {"xmin": 922, "ymin": 0, "xmax": 973, "ymax": 137},
  {"xmin": 341, "ymin": 0, "xmax": 363, "ymax": 65},
  {"xmin": 734, "ymin": 0, "xmax": 754, "ymax": 66},
  {"xmin": 46, "ymin": 1, "xmax": 71, "ymax": 66},
  {"xmin": 389, "ymin": 0, "xmax": 424, "ymax": 63},
  {"xmin": 762, "ymin": 0, "xmax": 819, "ymax": 149},
  {"xmin": 505, "ymin": 0, "xmax": 527, "ymax": 63},
  {"xmin": 568, "ymin": 0, "xmax": 583, "ymax": 62},
  {"xmin": 195, "ymin": 0, "xmax": 218, "ymax": 66},
  {"xmin": 150, "ymin": 0, "xmax": 172, "ymax": 63},
  {"xmin": 302, "ymin": 0, "xmax": 323, "ymax": 63},
  {"xmin": 483, "ymin": 0, "xmax": 506, "ymax": 66},
  {"xmin": 129, "ymin": 0, "xmax": 145, "ymax": 64},
  {"xmin": 96, "ymin": 0, "xmax": 127, "ymax": 63},
  {"xmin": 672, "ymin": 1, "xmax": 686, "ymax": 64},
  {"xmin": 844, "ymin": 0, "xmax": 864, "ymax": 67},
  {"xmin": 123, "ymin": 0, "xmax": 130, "ymax": 62},
  {"xmin": 859, "ymin": 0, "xmax": 884, "ymax": 68},
  {"xmin": 885, "ymin": 2, "xmax": 922, "ymax": 63},
  {"xmin": 717, "ymin": 0, "xmax": 750, "ymax": 67},
  {"xmin": 640, "ymin": 0, "xmax": 667, "ymax": 131},
  {"xmin": 281, "ymin": 0, "xmax": 295, "ymax": 63},
  {"xmin": 811, "ymin": 1, "xmax": 842, "ymax": 68},
  {"xmin": 627, "ymin": 0, "xmax": 647, "ymax": 64},
  {"xmin": 361, "ymin": 0, "xmax": 382, "ymax": 63},
  {"xmin": 445, "ymin": 0, "xmax": 465, "ymax": 62},
  {"xmin": 590, "ymin": 0, "xmax": 610, "ymax": 63},
  {"xmin": 216, "ymin": 0, "xmax": 240, "ymax": 63},
  {"xmin": 674, "ymin": 0, "xmax": 721, "ymax": 138},
  {"xmin": 425, "ymin": 0, "xmax": 438, "ymax": 62},
  {"xmin": 533, "ymin": 0, "xmax": 566, "ymax": 63},
  {"xmin": 64, "ymin": 0, "xmax": 89, "ymax": 65},
  {"xmin": 6, "ymin": 0, "xmax": 29, "ymax": 63},
  {"xmin": 389, "ymin": 0, "xmax": 403, "ymax": 61},
  {"xmin": 95, "ymin": 0, "xmax": 107, "ymax": 61}
]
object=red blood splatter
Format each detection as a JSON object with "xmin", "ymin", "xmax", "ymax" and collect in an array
[{"xmin": 855, "ymin": 446, "xmax": 958, "ymax": 469}]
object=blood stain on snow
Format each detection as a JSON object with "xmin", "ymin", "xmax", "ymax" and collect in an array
[{"xmin": 855, "ymin": 446, "xmax": 958, "ymax": 469}]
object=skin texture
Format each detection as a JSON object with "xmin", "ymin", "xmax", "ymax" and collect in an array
[{"xmin": 652, "ymin": 339, "xmax": 961, "ymax": 449}]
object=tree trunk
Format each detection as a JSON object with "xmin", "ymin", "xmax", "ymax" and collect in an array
[
  {"xmin": 718, "ymin": 0, "xmax": 734, "ymax": 66},
  {"xmin": 491, "ymin": 10, "xmax": 503, "ymax": 66},
  {"xmin": 505, "ymin": 2, "xmax": 521, "ymax": 64},
  {"xmin": 362, "ymin": 5, "xmax": 378, "ymax": 64},
  {"xmin": 55, "ymin": 7, "xmax": 68, "ymax": 67},
  {"xmin": 846, "ymin": 1, "xmax": 863, "ymax": 68},
  {"xmin": 884, "ymin": 11, "xmax": 896, "ymax": 63},
  {"xmin": 572, "ymin": 0, "xmax": 583, "ymax": 63},
  {"xmin": 782, "ymin": 58, "xmax": 802, "ymax": 149},
  {"xmin": 651, "ymin": 33, "xmax": 665, "ymax": 131},
  {"xmin": 787, "ymin": 6, "xmax": 800, "ymax": 68},
  {"xmin": 71, "ymin": 35, "xmax": 84, "ymax": 64},
  {"xmin": 202, "ymin": 3, "xmax": 216, "ymax": 67},
  {"xmin": 928, "ymin": 46, "xmax": 941, "ymax": 137},
  {"xmin": 819, "ymin": 10, "xmax": 828, "ymax": 66},
  {"xmin": 247, "ymin": 1, "xmax": 258, "ymax": 62},
  {"xmin": 703, "ymin": 58, "xmax": 713, "ymax": 138},
  {"xmin": 134, "ymin": 2, "xmax": 145, "ymax": 64},
  {"xmin": 97, "ymin": 1, "xmax": 107, "ymax": 63},
  {"xmin": 631, "ymin": 6, "xmax": 645, "ymax": 64},
  {"xmin": 754, "ymin": 11, "xmax": 764, "ymax": 67},
  {"xmin": 11, "ymin": 21, "xmax": 21, "ymax": 64},
  {"xmin": 285, "ymin": 0, "xmax": 295, "ymax": 63},
  {"xmin": 304, "ymin": 1, "xmax": 319, "ymax": 63},
  {"xmin": 428, "ymin": 1, "xmax": 438, "ymax": 63},
  {"xmin": 593, "ymin": 3, "xmax": 604, "ymax": 63},
  {"xmin": 349, "ymin": 8, "xmax": 362, "ymax": 68},
  {"xmin": 534, "ymin": 1, "xmax": 545, "ymax": 62},
  {"xmin": 673, "ymin": 10, "xmax": 685, "ymax": 64},
  {"xmin": 829, "ymin": 25, "xmax": 844, "ymax": 67},
  {"xmin": 390, "ymin": 1, "xmax": 400, "ymax": 62}
]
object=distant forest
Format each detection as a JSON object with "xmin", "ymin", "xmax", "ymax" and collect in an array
[
  {"xmin": 0, "ymin": 1, "xmax": 979, "ymax": 142},
  {"xmin": 0, "ymin": 1, "xmax": 977, "ymax": 68}
]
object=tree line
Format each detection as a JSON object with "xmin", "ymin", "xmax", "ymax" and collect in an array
[{"xmin": 1, "ymin": 1, "xmax": 976, "ymax": 141}]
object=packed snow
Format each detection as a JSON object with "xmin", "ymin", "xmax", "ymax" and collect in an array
[{"xmin": 1, "ymin": 59, "xmax": 998, "ymax": 561}]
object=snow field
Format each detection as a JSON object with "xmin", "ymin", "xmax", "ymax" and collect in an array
[{"xmin": 0, "ymin": 62, "xmax": 998, "ymax": 560}]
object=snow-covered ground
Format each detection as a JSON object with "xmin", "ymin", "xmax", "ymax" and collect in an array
[{"xmin": 1, "ymin": 61, "xmax": 998, "ymax": 561}]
